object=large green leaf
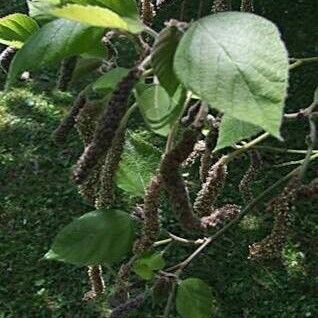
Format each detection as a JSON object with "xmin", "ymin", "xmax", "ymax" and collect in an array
[
  {"xmin": 136, "ymin": 84, "xmax": 186, "ymax": 136},
  {"xmin": 215, "ymin": 115, "xmax": 262, "ymax": 151},
  {"xmin": 93, "ymin": 67, "xmax": 130, "ymax": 93},
  {"xmin": 51, "ymin": 4, "xmax": 143, "ymax": 33},
  {"xmin": 133, "ymin": 252, "xmax": 165, "ymax": 280},
  {"xmin": 6, "ymin": 19, "xmax": 105, "ymax": 88},
  {"xmin": 116, "ymin": 132, "xmax": 161, "ymax": 197},
  {"xmin": 152, "ymin": 26, "xmax": 182, "ymax": 96},
  {"xmin": 0, "ymin": 14, "xmax": 39, "ymax": 48},
  {"xmin": 176, "ymin": 278, "xmax": 214, "ymax": 318},
  {"xmin": 45, "ymin": 209, "xmax": 135, "ymax": 266},
  {"xmin": 27, "ymin": 0, "xmax": 60, "ymax": 22},
  {"xmin": 174, "ymin": 12, "xmax": 289, "ymax": 137}
]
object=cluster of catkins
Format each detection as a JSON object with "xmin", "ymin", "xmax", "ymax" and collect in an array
[{"xmin": 249, "ymin": 176, "xmax": 302, "ymax": 260}]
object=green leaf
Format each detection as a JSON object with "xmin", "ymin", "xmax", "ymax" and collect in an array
[
  {"xmin": 116, "ymin": 132, "xmax": 161, "ymax": 197},
  {"xmin": 176, "ymin": 278, "xmax": 214, "ymax": 318},
  {"xmin": 174, "ymin": 12, "xmax": 289, "ymax": 137},
  {"xmin": 71, "ymin": 57, "xmax": 102, "ymax": 83},
  {"xmin": 136, "ymin": 85, "xmax": 186, "ymax": 136},
  {"xmin": 45, "ymin": 209, "xmax": 135, "ymax": 266},
  {"xmin": 152, "ymin": 26, "xmax": 182, "ymax": 96},
  {"xmin": 133, "ymin": 252, "xmax": 165, "ymax": 280},
  {"xmin": 27, "ymin": 0, "xmax": 59, "ymax": 23},
  {"xmin": 6, "ymin": 19, "xmax": 104, "ymax": 88},
  {"xmin": 51, "ymin": 4, "xmax": 143, "ymax": 33},
  {"xmin": 0, "ymin": 14, "xmax": 39, "ymax": 48},
  {"xmin": 215, "ymin": 115, "xmax": 262, "ymax": 151},
  {"xmin": 93, "ymin": 67, "xmax": 130, "ymax": 93}
]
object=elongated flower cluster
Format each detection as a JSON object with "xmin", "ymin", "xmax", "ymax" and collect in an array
[
  {"xmin": 183, "ymin": 140, "xmax": 206, "ymax": 168},
  {"xmin": 201, "ymin": 204, "xmax": 241, "ymax": 229},
  {"xmin": 52, "ymin": 92, "xmax": 87, "ymax": 144},
  {"xmin": 239, "ymin": 151, "xmax": 262, "ymax": 205},
  {"xmin": 160, "ymin": 127, "xmax": 203, "ymax": 231},
  {"xmin": 200, "ymin": 120, "xmax": 219, "ymax": 182},
  {"xmin": 153, "ymin": 275, "xmax": 173, "ymax": 302},
  {"xmin": 83, "ymin": 265, "xmax": 105, "ymax": 301},
  {"xmin": 212, "ymin": 0, "xmax": 232, "ymax": 13},
  {"xmin": 56, "ymin": 57, "xmax": 77, "ymax": 92},
  {"xmin": 240, "ymin": 0, "xmax": 254, "ymax": 12},
  {"xmin": 194, "ymin": 159, "xmax": 228, "ymax": 217},
  {"xmin": 95, "ymin": 125, "xmax": 127, "ymax": 209},
  {"xmin": 109, "ymin": 294, "xmax": 145, "ymax": 318},
  {"xmin": 112, "ymin": 263, "xmax": 132, "ymax": 305},
  {"xmin": 134, "ymin": 175, "xmax": 162, "ymax": 254},
  {"xmin": 141, "ymin": 0, "xmax": 156, "ymax": 26},
  {"xmin": 73, "ymin": 67, "xmax": 142, "ymax": 184},
  {"xmin": 249, "ymin": 176, "xmax": 302, "ymax": 260},
  {"xmin": 0, "ymin": 46, "xmax": 17, "ymax": 72},
  {"xmin": 181, "ymin": 102, "xmax": 201, "ymax": 126}
]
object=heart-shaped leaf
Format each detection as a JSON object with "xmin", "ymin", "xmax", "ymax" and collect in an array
[
  {"xmin": 6, "ymin": 18, "xmax": 105, "ymax": 88},
  {"xmin": 176, "ymin": 278, "xmax": 214, "ymax": 318},
  {"xmin": 174, "ymin": 12, "xmax": 289, "ymax": 137},
  {"xmin": 133, "ymin": 252, "xmax": 165, "ymax": 280},
  {"xmin": 45, "ymin": 209, "xmax": 135, "ymax": 266},
  {"xmin": 0, "ymin": 14, "xmax": 39, "ymax": 48},
  {"xmin": 215, "ymin": 115, "xmax": 262, "ymax": 151}
]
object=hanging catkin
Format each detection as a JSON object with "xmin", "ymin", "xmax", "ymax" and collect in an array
[
  {"xmin": 73, "ymin": 67, "xmax": 142, "ymax": 184},
  {"xmin": 249, "ymin": 176, "xmax": 302, "ymax": 260},
  {"xmin": 240, "ymin": 0, "xmax": 254, "ymax": 12},
  {"xmin": 239, "ymin": 151, "xmax": 262, "ymax": 205},
  {"xmin": 194, "ymin": 158, "xmax": 228, "ymax": 217},
  {"xmin": 298, "ymin": 178, "xmax": 318, "ymax": 199},
  {"xmin": 133, "ymin": 175, "xmax": 162, "ymax": 254},
  {"xmin": 83, "ymin": 265, "xmax": 105, "ymax": 301},
  {"xmin": 95, "ymin": 124, "xmax": 127, "ymax": 209},
  {"xmin": 56, "ymin": 57, "xmax": 77, "ymax": 92},
  {"xmin": 212, "ymin": 0, "xmax": 232, "ymax": 13},
  {"xmin": 52, "ymin": 91, "xmax": 87, "ymax": 144},
  {"xmin": 141, "ymin": 0, "xmax": 156, "ymax": 26}
]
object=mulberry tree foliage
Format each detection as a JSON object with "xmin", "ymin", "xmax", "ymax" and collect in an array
[{"xmin": 2, "ymin": 1, "xmax": 317, "ymax": 318}]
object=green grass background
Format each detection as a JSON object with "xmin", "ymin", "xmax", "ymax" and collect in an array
[{"xmin": 0, "ymin": 1, "xmax": 317, "ymax": 317}]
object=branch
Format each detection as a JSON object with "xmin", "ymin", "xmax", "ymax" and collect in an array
[{"xmin": 289, "ymin": 57, "xmax": 318, "ymax": 70}]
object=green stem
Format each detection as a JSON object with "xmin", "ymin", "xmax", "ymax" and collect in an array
[{"xmin": 289, "ymin": 57, "xmax": 318, "ymax": 70}]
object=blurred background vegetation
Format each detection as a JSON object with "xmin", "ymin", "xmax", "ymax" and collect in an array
[{"xmin": 0, "ymin": 1, "xmax": 317, "ymax": 317}]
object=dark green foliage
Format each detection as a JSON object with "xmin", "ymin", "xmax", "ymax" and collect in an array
[{"xmin": 109, "ymin": 294, "xmax": 145, "ymax": 318}]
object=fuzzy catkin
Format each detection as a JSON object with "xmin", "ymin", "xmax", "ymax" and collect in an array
[
  {"xmin": 83, "ymin": 265, "xmax": 105, "ymax": 301},
  {"xmin": 201, "ymin": 204, "xmax": 241, "ymax": 229},
  {"xmin": 212, "ymin": 0, "xmax": 232, "ymax": 13},
  {"xmin": 95, "ymin": 125, "xmax": 127, "ymax": 209},
  {"xmin": 112, "ymin": 263, "xmax": 132, "ymax": 305},
  {"xmin": 183, "ymin": 140, "xmax": 206, "ymax": 168},
  {"xmin": 200, "ymin": 125, "xmax": 219, "ymax": 182},
  {"xmin": 239, "ymin": 151, "xmax": 262, "ymax": 205},
  {"xmin": 133, "ymin": 175, "xmax": 162, "ymax": 254},
  {"xmin": 160, "ymin": 128, "xmax": 202, "ymax": 231},
  {"xmin": 0, "ymin": 46, "xmax": 17, "ymax": 72},
  {"xmin": 141, "ymin": 0, "xmax": 156, "ymax": 26},
  {"xmin": 298, "ymin": 178, "xmax": 318, "ymax": 199},
  {"xmin": 194, "ymin": 159, "xmax": 228, "ymax": 217},
  {"xmin": 240, "ymin": 0, "xmax": 254, "ymax": 12},
  {"xmin": 52, "ymin": 92, "xmax": 87, "ymax": 144},
  {"xmin": 109, "ymin": 294, "xmax": 145, "ymax": 318},
  {"xmin": 249, "ymin": 176, "xmax": 302, "ymax": 260},
  {"xmin": 56, "ymin": 57, "xmax": 77, "ymax": 92},
  {"xmin": 73, "ymin": 67, "xmax": 141, "ymax": 184}
]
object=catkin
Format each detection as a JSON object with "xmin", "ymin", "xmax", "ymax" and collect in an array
[
  {"xmin": 212, "ymin": 0, "xmax": 232, "ymax": 13},
  {"xmin": 239, "ymin": 151, "xmax": 262, "ymax": 205},
  {"xmin": 194, "ymin": 159, "xmax": 228, "ymax": 217},
  {"xmin": 141, "ymin": 0, "xmax": 156, "ymax": 26},
  {"xmin": 95, "ymin": 125, "xmax": 127, "ymax": 209},
  {"xmin": 160, "ymin": 128, "xmax": 203, "ymax": 231},
  {"xmin": 52, "ymin": 92, "xmax": 87, "ymax": 144},
  {"xmin": 249, "ymin": 176, "xmax": 302, "ymax": 260},
  {"xmin": 298, "ymin": 178, "xmax": 318, "ymax": 199},
  {"xmin": 240, "ymin": 0, "xmax": 254, "ymax": 12},
  {"xmin": 201, "ymin": 204, "xmax": 241, "ymax": 229},
  {"xmin": 133, "ymin": 175, "xmax": 162, "ymax": 254},
  {"xmin": 112, "ymin": 263, "xmax": 132, "ymax": 305},
  {"xmin": 0, "ymin": 46, "xmax": 17, "ymax": 72},
  {"xmin": 73, "ymin": 67, "xmax": 142, "ymax": 184},
  {"xmin": 109, "ymin": 294, "xmax": 145, "ymax": 318},
  {"xmin": 56, "ymin": 57, "xmax": 77, "ymax": 92},
  {"xmin": 183, "ymin": 140, "xmax": 206, "ymax": 168},
  {"xmin": 83, "ymin": 265, "xmax": 105, "ymax": 301}
]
